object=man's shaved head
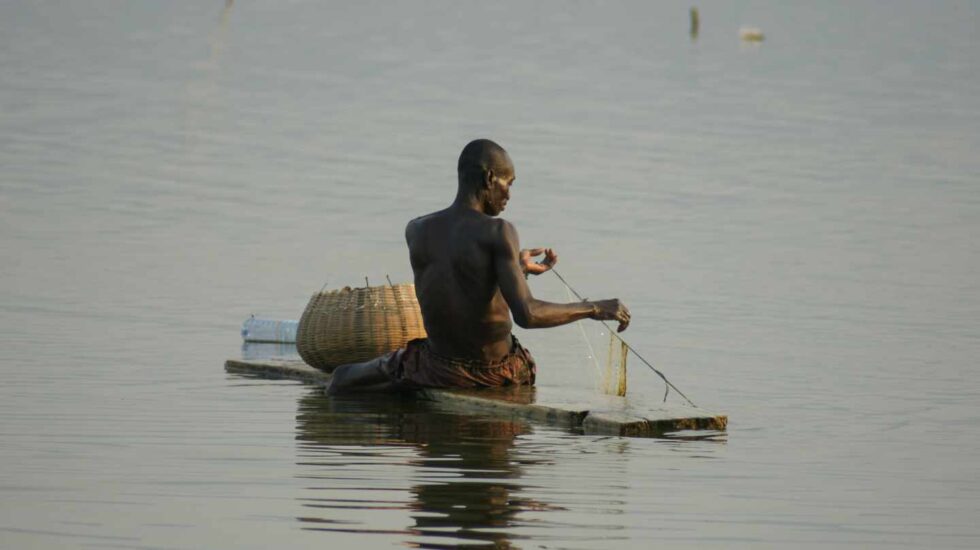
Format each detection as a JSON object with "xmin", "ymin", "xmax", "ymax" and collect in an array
[{"xmin": 457, "ymin": 139, "xmax": 513, "ymax": 187}]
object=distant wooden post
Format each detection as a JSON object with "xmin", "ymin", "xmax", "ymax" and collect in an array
[{"xmin": 690, "ymin": 7, "xmax": 700, "ymax": 39}]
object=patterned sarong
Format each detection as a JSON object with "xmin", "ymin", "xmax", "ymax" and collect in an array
[{"xmin": 382, "ymin": 335, "xmax": 536, "ymax": 390}]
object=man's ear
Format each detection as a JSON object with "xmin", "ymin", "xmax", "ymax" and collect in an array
[{"xmin": 483, "ymin": 169, "xmax": 495, "ymax": 189}]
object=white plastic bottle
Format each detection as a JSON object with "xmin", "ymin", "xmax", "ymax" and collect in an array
[{"xmin": 241, "ymin": 316, "xmax": 299, "ymax": 343}]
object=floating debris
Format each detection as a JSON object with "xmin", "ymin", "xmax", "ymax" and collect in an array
[{"xmin": 739, "ymin": 27, "xmax": 765, "ymax": 42}]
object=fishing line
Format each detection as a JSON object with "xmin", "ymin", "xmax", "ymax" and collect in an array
[
  {"xmin": 563, "ymin": 282, "xmax": 603, "ymax": 391},
  {"xmin": 551, "ymin": 268, "xmax": 698, "ymax": 407}
]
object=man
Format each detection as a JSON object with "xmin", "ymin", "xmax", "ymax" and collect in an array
[{"xmin": 327, "ymin": 139, "xmax": 630, "ymax": 394}]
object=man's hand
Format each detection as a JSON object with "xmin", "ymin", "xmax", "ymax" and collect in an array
[
  {"xmin": 520, "ymin": 247, "xmax": 558, "ymax": 276},
  {"xmin": 590, "ymin": 299, "xmax": 631, "ymax": 332}
]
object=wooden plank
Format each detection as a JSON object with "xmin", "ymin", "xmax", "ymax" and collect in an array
[
  {"xmin": 224, "ymin": 358, "xmax": 727, "ymax": 438},
  {"xmin": 582, "ymin": 408, "xmax": 728, "ymax": 436},
  {"xmin": 420, "ymin": 387, "xmax": 589, "ymax": 429},
  {"xmin": 225, "ymin": 358, "xmax": 329, "ymax": 384}
]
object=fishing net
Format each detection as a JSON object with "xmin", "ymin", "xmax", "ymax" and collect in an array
[
  {"xmin": 602, "ymin": 331, "xmax": 628, "ymax": 397},
  {"xmin": 563, "ymin": 283, "xmax": 628, "ymax": 396}
]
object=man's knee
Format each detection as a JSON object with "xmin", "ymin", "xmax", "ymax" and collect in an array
[
  {"xmin": 326, "ymin": 359, "xmax": 389, "ymax": 395},
  {"xmin": 325, "ymin": 364, "xmax": 353, "ymax": 395}
]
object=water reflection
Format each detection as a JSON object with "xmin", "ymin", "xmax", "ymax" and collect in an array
[
  {"xmin": 294, "ymin": 390, "xmax": 559, "ymax": 548},
  {"xmin": 241, "ymin": 341, "xmax": 299, "ymax": 360}
]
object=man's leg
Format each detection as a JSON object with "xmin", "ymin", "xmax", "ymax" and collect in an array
[{"xmin": 325, "ymin": 355, "xmax": 396, "ymax": 395}]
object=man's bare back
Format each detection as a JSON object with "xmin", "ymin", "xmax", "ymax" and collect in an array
[
  {"xmin": 327, "ymin": 139, "xmax": 629, "ymax": 394},
  {"xmin": 407, "ymin": 208, "xmax": 517, "ymax": 362}
]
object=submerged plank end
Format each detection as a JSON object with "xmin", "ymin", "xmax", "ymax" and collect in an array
[{"xmin": 583, "ymin": 410, "xmax": 728, "ymax": 436}]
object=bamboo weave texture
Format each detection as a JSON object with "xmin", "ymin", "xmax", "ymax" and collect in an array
[{"xmin": 296, "ymin": 284, "xmax": 427, "ymax": 371}]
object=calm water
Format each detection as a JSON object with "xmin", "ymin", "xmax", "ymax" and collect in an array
[{"xmin": 2, "ymin": 1, "xmax": 979, "ymax": 548}]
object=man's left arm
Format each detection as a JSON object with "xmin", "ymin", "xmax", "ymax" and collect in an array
[
  {"xmin": 520, "ymin": 247, "xmax": 558, "ymax": 276},
  {"xmin": 494, "ymin": 221, "xmax": 624, "ymax": 330}
]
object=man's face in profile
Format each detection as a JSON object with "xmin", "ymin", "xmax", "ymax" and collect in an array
[
  {"xmin": 485, "ymin": 173, "xmax": 513, "ymax": 217},
  {"xmin": 484, "ymin": 155, "xmax": 515, "ymax": 217}
]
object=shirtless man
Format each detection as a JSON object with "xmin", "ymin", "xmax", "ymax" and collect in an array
[{"xmin": 327, "ymin": 139, "xmax": 630, "ymax": 394}]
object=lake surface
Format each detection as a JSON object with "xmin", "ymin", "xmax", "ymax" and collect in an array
[{"xmin": 2, "ymin": 1, "xmax": 978, "ymax": 548}]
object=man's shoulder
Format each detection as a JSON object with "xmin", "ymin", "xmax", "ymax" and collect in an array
[
  {"xmin": 406, "ymin": 209, "xmax": 517, "ymax": 243},
  {"xmin": 482, "ymin": 217, "xmax": 519, "ymax": 251},
  {"xmin": 489, "ymin": 216, "xmax": 517, "ymax": 236},
  {"xmin": 405, "ymin": 209, "xmax": 444, "ymax": 238},
  {"xmin": 407, "ymin": 210, "xmax": 438, "ymax": 227},
  {"xmin": 409, "ymin": 206, "xmax": 462, "ymax": 225}
]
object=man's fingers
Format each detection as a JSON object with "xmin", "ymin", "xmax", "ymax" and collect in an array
[
  {"xmin": 525, "ymin": 247, "xmax": 545, "ymax": 256},
  {"xmin": 617, "ymin": 307, "xmax": 630, "ymax": 332}
]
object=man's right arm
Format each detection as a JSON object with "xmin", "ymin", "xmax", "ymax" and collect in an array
[{"xmin": 492, "ymin": 219, "xmax": 630, "ymax": 332}]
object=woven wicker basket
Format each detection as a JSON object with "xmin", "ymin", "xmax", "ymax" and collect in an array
[{"xmin": 296, "ymin": 283, "xmax": 427, "ymax": 371}]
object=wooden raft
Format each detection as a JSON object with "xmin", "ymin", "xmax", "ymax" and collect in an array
[{"xmin": 225, "ymin": 358, "xmax": 727, "ymax": 438}]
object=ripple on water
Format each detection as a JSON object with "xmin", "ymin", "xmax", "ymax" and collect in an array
[{"xmin": 288, "ymin": 390, "xmax": 728, "ymax": 547}]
